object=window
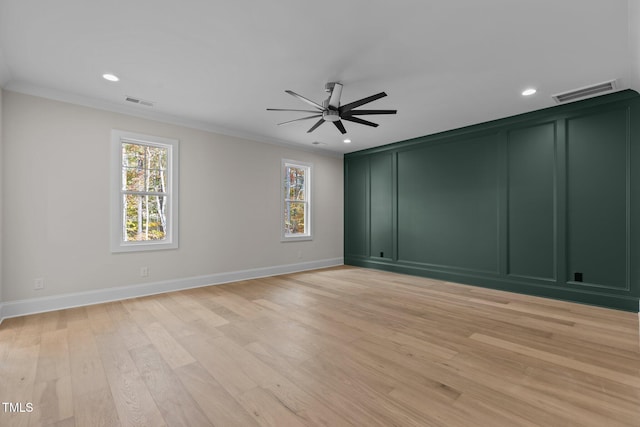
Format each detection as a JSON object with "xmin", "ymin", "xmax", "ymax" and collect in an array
[
  {"xmin": 111, "ymin": 130, "xmax": 179, "ymax": 252},
  {"xmin": 281, "ymin": 159, "xmax": 312, "ymax": 241}
]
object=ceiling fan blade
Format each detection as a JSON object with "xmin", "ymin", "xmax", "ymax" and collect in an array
[
  {"xmin": 340, "ymin": 92, "xmax": 387, "ymax": 114},
  {"xmin": 267, "ymin": 108, "xmax": 322, "ymax": 113},
  {"xmin": 345, "ymin": 109, "xmax": 397, "ymax": 115},
  {"xmin": 285, "ymin": 90, "xmax": 324, "ymax": 110},
  {"xmin": 328, "ymin": 83, "xmax": 342, "ymax": 109},
  {"xmin": 277, "ymin": 114, "xmax": 322, "ymax": 125},
  {"xmin": 307, "ymin": 118, "xmax": 325, "ymax": 133},
  {"xmin": 333, "ymin": 120, "xmax": 347, "ymax": 134},
  {"xmin": 341, "ymin": 115, "xmax": 379, "ymax": 127}
]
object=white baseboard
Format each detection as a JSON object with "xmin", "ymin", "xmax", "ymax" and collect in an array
[{"xmin": 0, "ymin": 258, "xmax": 343, "ymax": 324}]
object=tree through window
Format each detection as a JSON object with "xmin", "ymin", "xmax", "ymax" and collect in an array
[
  {"xmin": 282, "ymin": 160, "xmax": 312, "ymax": 241},
  {"xmin": 122, "ymin": 142, "xmax": 168, "ymax": 241},
  {"xmin": 111, "ymin": 130, "xmax": 179, "ymax": 252}
]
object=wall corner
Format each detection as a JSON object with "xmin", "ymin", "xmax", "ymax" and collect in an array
[{"xmin": 629, "ymin": 0, "xmax": 640, "ymax": 93}]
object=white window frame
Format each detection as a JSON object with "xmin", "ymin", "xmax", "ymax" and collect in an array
[
  {"xmin": 281, "ymin": 159, "xmax": 313, "ymax": 242},
  {"xmin": 110, "ymin": 130, "xmax": 179, "ymax": 252}
]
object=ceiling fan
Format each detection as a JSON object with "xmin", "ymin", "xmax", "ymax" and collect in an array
[{"xmin": 267, "ymin": 82, "xmax": 397, "ymax": 134}]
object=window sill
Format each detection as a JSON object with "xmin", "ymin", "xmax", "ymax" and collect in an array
[
  {"xmin": 281, "ymin": 235, "xmax": 313, "ymax": 242},
  {"xmin": 111, "ymin": 240, "xmax": 178, "ymax": 253}
]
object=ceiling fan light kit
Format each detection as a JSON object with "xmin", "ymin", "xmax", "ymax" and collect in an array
[{"xmin": 267, "ymin": 82, "xmax": 397, "ymax": 135}]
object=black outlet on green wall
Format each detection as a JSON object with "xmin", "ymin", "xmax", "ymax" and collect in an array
[{"xmin": 574, "ymin": 272, "xmax": 583, "ymax": 282}]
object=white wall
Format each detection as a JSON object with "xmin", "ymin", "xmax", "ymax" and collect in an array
[{"xmin": 2, "ymin": 91, "xmax": 343, "ymax": 303}]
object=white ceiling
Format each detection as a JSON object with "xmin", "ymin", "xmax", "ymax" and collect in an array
[{"xmin": 0, "ymin": 0, "xmax": 638, "ymax": 154}]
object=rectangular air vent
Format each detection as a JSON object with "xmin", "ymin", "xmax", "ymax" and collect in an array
[
  {"xmin": 125, "ymin": 96, "xmax": 154, "ymax": 107},
  {"xmin": 551, "ymin": 80, "xmax": 617, "ymax": 104}
]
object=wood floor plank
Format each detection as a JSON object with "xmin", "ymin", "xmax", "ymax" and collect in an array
[
  {"xmin": 176, "ymin": 361, "xmax": 260, "ymax": 427},
  {"xmin": 50, "ymin": 417, "xmax": 75, "ymax": 427},
  {"xmin": 297, "ymin": 350, "xmax": 435, "ymax": 426},
  {"xmin": 0, "ymin": 266, "xmax": 638, "ymax": 426},
  {"xmin": 236, "ymin": 387, "xmax": 307, "ymax": 427},
  {"xmin": 470, "ymin": 333, "xmax": 640, "ymax": 388},
  {"xmin": 444, "ymin": 347, "xmax": 632, "ymax": 426},
  {"xmin": 137, "ymin": 321, "xmax": 195, "ymax": 369},
  {"xmin": 104, "ymin": 302, "xmax": 152, "ymax": 351},
  {"xmin": 451, "ymin": 393, "xmax": 541, "ymax": 427},
  {"xmin": 95, "ymin": 333, "xmax": 166, "ymax": 427},
  {"xmin": 129, "ymin": 344, "xmax": 212, "ymax": 427},
  {"xmin": 521, "ymin": 366, "xmax": 640, "ymax": 425},
  {"xmin": 0, "ymin": 343, "xmax": 40, "ymax": 427},
  {"xmin": 73, "ymin": 388, "xmax": 121, "ymax": 427},
  {"xmin": 178, "ymin": 332, "xmax": 258, "ymax": 397},
  {"xmin": 86, "ymin": 303, "xmax": 116, "ymax": 335},
  {"xmin": 199, "ymin": 335, "xmax": 354, "ymax": 427},
  {"xmin": 29, "ymin": 376, "xmax": 73, "ymax": 427},
  {"xmin": 167, "ymin": 290, "xmax": 230, "ymax": 327},
  {"xmin": 34, "ymin": 329, "xmax": 69, "ymax": 383},
  {"xmin": 67, "ymin": 320, "xmax": 120, "ymax": 426},
  {"xmin": 252, "ymin": 298, "xmax": 287, "ymax": 313},
  {"xmin": 136, "ymin": 297, "xmax": 199, "ymax": 338},
  {"xmin": 206, "ymin": 287, "xmax": 267, "ymax": 319}
]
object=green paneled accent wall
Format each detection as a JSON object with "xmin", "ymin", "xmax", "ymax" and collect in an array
[
  {"xmin": 370, "ymin": 153, "xmax": 394, "ymax": 260},
  {"xmin": 397, "ymin": 134, "xmax": 500, "ymax": 273},
  {"xmin": 507, "ymin": 122, "xmax": 556, "ymax": 281},
  {"xmin": 566, "ymin": 108, "xmax": 629, "ymax": 290},
  {"xmin": 345, "ymin": 156, "xmax": 369, "ymax": 257},
  {"xmin": 344, "ymin": 90, "xmax": 640, "ymax": 311}
]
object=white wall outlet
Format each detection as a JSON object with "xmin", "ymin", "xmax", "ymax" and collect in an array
[
  {"xmin": 140, "ymin": 267, "xmax": 149, "ymax": 277},
  {"xmin": 34, "ymin": 278, "xmax": 45, "ymax": 290},
  {"xmin": 297, "ymin": 250, "xmax": 302, "ymax": 259}
]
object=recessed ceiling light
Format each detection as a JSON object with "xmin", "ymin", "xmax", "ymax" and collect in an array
[
  {"xmin": 522, "ymin": 88, "xmax": 537, "ymax": 96},
  {"xmin": 343, "ymin": 139, "xmax": 351, "ymax": 143},
  {"xmin": 102, "ymin": 73, "xmax": 119, "ymax": 82}
]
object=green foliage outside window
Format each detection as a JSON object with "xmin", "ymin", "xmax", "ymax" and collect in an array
[
  {"xmin": 284, "ymin": 165, "xmax": 308, "ymax": 235},
  {"xmin": 122, "ymin": 143, "xmax": 168, "ymax": 241}
]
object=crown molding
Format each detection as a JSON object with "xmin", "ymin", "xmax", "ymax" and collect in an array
[{"xmin": 4, "ymin": 81, "xmax": 343, "ymax": 159}]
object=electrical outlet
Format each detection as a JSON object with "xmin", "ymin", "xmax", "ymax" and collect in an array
[
  {"xmin": 34, "ymin": 278, "xmax": 45, "ymax": 290},
  {"xmin": 297, "ymin": 250, "xmax": 302, "ymax": 259},
  {"xmin": 140, "ymin": 267, "xmax": 149, "ymax": 277}
]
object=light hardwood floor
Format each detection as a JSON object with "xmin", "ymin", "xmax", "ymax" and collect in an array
[{"xmin": 0, "ymin": 266, "xmax": 639, "ymax": 426}]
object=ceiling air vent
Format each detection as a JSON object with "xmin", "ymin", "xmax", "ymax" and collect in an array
[
  {"xmin": 551, "ymin": 80, "xmax": 617, "ymax": 104},
  {"xmin": 125, "ymin": 96, "xmax": 154, "ymax": 107}
]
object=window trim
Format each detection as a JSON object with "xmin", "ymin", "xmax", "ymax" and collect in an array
[
  {"xmin": 110, "ymin": 130, "xmax": 179, "ymax": 253},
  {"xmin": 281, "ymin": 159, "xmax": 313, "ymax": 242}
]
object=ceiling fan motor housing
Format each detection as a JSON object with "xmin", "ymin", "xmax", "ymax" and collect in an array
[{"xmin": 323, "ymin": 110, "xmax": 340, "ymax": 122}]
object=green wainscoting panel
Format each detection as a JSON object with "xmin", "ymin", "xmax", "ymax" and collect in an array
[
  {"xmin": 566, "ymin": 108, "xmax": 629, "ymax": 290},
  {"xmin": 370, "ymin": 153, "xmax": 394, "ymax": 260},
  {"xmin": 507, "ymin": 122, "xmax": 556, "ymax": 280},
  {"xmin": 397, "ymin": 134, "xmax": 500, "ymax": 273},
  {"xmin": 344, "ymin": 90, "xmax": 640, "ymax": 311},
  {"xmin": 345, "ymin": 156, "xmax": 369, "ymax": 258}
]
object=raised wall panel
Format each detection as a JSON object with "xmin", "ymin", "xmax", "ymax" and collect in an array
[
  {"xmin": 507, "ymin": 123, "xmax": 556, "ymax": 280},
  {"xmin": 369, "ymin": 153, "xmax": 393, "ymax": 259},
  {"xmin": 345, "ymin": 157, "xmax": 369, "ymax": 257},
  {"xmin": 397, "ymin": 134, "xmax": 500, "ymax": 273},
  {"xmin": 566, "ymin": 108, "xmax": 629, "ymax": 290}
]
